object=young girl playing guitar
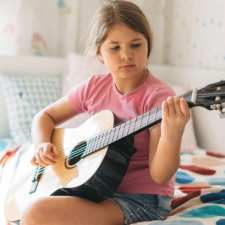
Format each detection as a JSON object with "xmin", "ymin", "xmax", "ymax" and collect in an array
[{"xmin": 21, "ymin": 1, "xmax": 190, "ymax": 225}]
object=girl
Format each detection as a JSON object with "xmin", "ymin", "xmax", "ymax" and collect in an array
[{"xmin": 21, "ymin": 1, "xmax": 190, "ymax": 225}]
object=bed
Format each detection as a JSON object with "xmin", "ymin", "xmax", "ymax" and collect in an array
[
  {"xmin": 0, "ymin": 54, "xmax": 224, "ymax": 224},
  {"xmin": 1, "ymin": 144, "xmax": 225, "ymax": 225}
]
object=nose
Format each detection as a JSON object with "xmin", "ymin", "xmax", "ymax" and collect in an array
[{"xmin": 121, "ymin": 46, "xmax": 133, "ymax": 61}]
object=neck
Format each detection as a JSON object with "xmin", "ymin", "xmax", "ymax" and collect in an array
[{"xmin": 113, "ymin": 69, "xmax": 148, "ymax": 94}]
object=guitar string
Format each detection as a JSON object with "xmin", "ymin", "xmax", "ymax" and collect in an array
[
  {"xmin": 36, "ymin": 109, "xmax": 161, "ymax": 175},
  {"xmin": 62, "ymin": 108, "xmax": 160, "ymax": 161},
  {"xmin": 34, "ymin": 91, "xmax": 217, "ymax": 177},
  {"xmin": 36, "ymin": 119, "xmax": 143, "ymax": 174},
  {"xmin": 36, "ymin": 89, "xmax": 225, "ymax": 175},
  {"xmin": 37, "ymin": 108, "xmax": 162, "ymax": 175},
  {"xmin": 69, "ymin": 107, "xmax": 161, "ymax": 158},
  {"xmin": 62, "ymin": 113, "xmax": 149, "ymax": 160}
]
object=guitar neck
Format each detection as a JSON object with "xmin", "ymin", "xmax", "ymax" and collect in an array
[
  {"xmin": 84, "ymin": 106, "xmax": 162, "ymax": 156},
  {"xmin": 84, "ymin": 93, "xmax": 193, "ymax": 156}
]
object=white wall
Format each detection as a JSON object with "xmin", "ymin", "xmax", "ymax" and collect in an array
[
  {"xmin": 1, "ymin": 0, "xmax": 225, "ymax": 70},
  {"xmin": 165, "ymin": 0, "xmax": 225, "ymax": 69}
]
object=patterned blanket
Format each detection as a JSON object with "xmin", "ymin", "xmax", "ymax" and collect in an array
[
  {"xmin": 135, "ymin": 149, "xmax": 225, "ymax": 225},
  {"xmin": 1, "ymin": 145, "xmax": 225, "ymax": 225}
]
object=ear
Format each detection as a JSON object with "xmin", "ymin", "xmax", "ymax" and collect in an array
[{"xmin": 97, "ymin": 52, "xmax": 104, "ymax": 64}]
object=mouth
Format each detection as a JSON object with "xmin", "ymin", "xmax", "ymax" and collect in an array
[{"xmin": 120, "ymin": 64, "xmax": 136, "ymax": 69}]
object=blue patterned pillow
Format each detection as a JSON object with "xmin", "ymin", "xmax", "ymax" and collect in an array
[{"xmin": 0, "ymin": 74, "xmax": 62, "ymax": 143}]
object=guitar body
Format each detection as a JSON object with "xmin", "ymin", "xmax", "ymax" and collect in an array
[{"xmin": 5, "ymin": 110, "xmax": 135, "ymax": 222}]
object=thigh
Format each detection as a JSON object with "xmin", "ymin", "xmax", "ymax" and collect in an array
[{"xmin": 21, "ymin": 196, "xmax": 124, "ymax": 225}]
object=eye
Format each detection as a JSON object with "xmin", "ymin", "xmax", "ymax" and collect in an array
[
  {"xmin": 131, "ymin": 43, "xmax": 141, "ymax": 48},
  {"xmin": 110, "ymin": 45, "xmax": 120, "ymax": 51}
]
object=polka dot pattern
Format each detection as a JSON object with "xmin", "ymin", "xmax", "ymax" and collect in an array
[
  {"xmin": 181, "ymin": 205, "xmax": 225, "ymax": 218},
  {"xmin": 176, "ymin": 171, "xmax": 194, "ymax": 184},
  {"xmin": 165, "ymin": 0, "xmax": 225, "ymax": 69}
]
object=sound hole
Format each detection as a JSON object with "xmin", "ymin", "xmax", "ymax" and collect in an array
[{"xmin": 65, "ymin": 141, "xmax": 87, "ymax": 168}]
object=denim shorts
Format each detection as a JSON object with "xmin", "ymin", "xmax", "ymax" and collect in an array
[
  {"xmin": 52, "ymin": 187, "xmax": 171, "ymax": 224},
  {"xmin": 110, "ymin": 192, "xmax": 172, "ymax": 225}
]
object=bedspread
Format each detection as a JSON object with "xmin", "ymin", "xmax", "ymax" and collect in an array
[
  {"xmin": 134, "ymin": 149, "xmax": 225, "ymax": 225},
  {"xmin": 0, "ymin": 145, "xmax": 225, "ymax": 225}
]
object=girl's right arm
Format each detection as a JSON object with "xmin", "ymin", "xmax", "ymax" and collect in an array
[{"xmin": 31, "ymin": 96, "xmax": 78, "ymax": 167}]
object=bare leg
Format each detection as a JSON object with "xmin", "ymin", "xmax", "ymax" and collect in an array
[{"xmin": 21, "ymin": 196, "xmax": 124, "ymax": 225}]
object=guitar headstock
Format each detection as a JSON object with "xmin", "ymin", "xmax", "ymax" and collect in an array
[{"xmin": 184, "ymin": 80, "xmax": 225, "ymax": 116}]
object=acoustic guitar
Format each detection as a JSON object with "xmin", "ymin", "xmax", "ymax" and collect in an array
[{"xmin": 4, "ymin": 80, "xmax": 225, "ymax": 223}]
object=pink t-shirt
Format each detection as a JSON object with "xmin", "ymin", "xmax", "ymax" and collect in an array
[{"xmin": 68, "ymin": 73, "xmax": 175, "ymax": 196}]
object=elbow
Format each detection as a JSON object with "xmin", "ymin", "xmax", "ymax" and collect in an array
[
  {"xmin": 150, "ymin": 170, "xmax": 171, "ymax": 185},
  {"xmin": 32, "ymin": 111, "xmax": 42, "ymax": 125},
  {"xmin": 32, "ymin": 110, "xmax": 45, "ymax": 125},
  {"xmin": 151, "ymin": 176, "xmax": 168, "ymax": 185},
  {"xmin": 32, "ymin": 110, "xmax": 55, "ymax": 128}
]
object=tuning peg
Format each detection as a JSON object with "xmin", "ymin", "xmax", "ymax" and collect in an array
[
  {"xmin": 210, "ymin": 104, "xmax": 220, "ymax": 110},
  {"xmin": 219, "ymin": 104, "xmax": 225, "ymax": 119}
]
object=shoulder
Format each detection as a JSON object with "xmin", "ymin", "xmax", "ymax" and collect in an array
[
  {"xmin": 85, "ymin": 73, "xmax": 112, "ymax": 87},
  {"xmin": 78, "ymin": 74, "xmax": 112, "ymax": 97},
  {"xmin": 67, "ymin": 73, "xmax": 111, "ymax": 98},
  {"xmin": 142, "ymin": 73, "xmax": 175, "ymax": 110},
  {"xmin": 145, "ymin": 73, "xmax": 175, "ymax": 97}
]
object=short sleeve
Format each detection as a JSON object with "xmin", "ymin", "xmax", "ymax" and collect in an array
[
  {"xmin": 67, "ymin": 75, "xmax": 97, "ymax": 113},
  {"xmin": 152, "ymin": 86, "xmax": 175, "ymax": 108},
  {"xmin": 144, "ymin": 85, "xmax": 175, "ymax": 112}
]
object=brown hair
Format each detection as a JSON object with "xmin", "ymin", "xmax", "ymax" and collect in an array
[{"xmin": 86, "ymin": 0, "xmax": 153, "ymax": 58}]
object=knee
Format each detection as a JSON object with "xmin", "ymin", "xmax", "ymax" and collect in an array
[{"xmin": 21, "ymin": 198, "xmax": 50, "ymax": 225}]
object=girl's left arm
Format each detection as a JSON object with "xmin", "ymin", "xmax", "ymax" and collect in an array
[{"xmin": 148, "ymin": 96, "xmax": 190, "ymax": 185}]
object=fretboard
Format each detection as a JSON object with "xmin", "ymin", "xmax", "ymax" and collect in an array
[
  {"xmin": 83, "ymin": 106, "xmax": 162, "ymax": 156},
  {"xmin": 83, "ymin": 91, "xmax": 194, "ymax": 156}
]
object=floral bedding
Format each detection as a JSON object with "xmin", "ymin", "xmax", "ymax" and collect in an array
[{"xmin": 0, "ymin": 144, "xmax": 225, "ymax": 225}]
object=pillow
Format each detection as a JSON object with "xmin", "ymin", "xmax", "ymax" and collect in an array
[
  {"xmin": 0, "ymin": 74, "xmax": 62, "ymax": 144},
  {"xmin": 62, "ymin": 52, "xmax": 107, "ymax": 94},
  {"xmin": 60, "ymin": 53, "xmax": 107, "ymax": 128},
  {"xmin": 62, "ymin": 53, "xmax": 197, "ymax": 151},
  {"xmin": 0, "ymin": 139, "xmax": 12, "ymax": 153}
]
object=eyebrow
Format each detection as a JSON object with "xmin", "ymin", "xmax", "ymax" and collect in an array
[{"xmin": 108, "ymin": 38, "xmax": 142, "ymax": 44}]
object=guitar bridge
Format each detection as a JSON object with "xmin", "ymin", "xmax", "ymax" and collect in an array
[
  {"xmin": 29, "ymin": 180, "xmax": 39, "ymax": 194},
  {"xmin": 29, "ymin": 166, "xmax": 44, "ymax": 194}
]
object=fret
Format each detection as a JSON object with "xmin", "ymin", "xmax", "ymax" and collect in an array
[
  {"xmin": 104, "ymin": 129, "xmax": 111, "ymax": 146},
  {"xmin": 141, "ymin": 113, "xmax": 148, "ymax": 128},
  {"xmin": 156, "ymin": 107, "xmax": 162, "ymax": 120},
  {"xmin": 127, "ymin": 117, "xmax": 136, "ymax": 135},
  {"xmin": 131, "ymin": 116, "xmax": 138, "ymax": 134},
  {"xmin": 85, "ymin": 140, "xmax": 92, "ymax": 155},
  {"xmin": 90, "ymin": 136, "xmax": 96, "ymax": 151},
  {"xmin": 105, "ymin": 128, "xmax": 113, "ymax": 145},
  {"xmin": 117, "ymin": 122, "xmax": 126, "ymax": 140},
  {"xmin": 95, "ymin": 133, "xmax": 103, "ymax": 150},
  {"xmin": 134, "ymin": 115, "xmax": 142, "ymax": 131},
  {"xmin": 151, "ymin": 107, "xmax": 158, "ymax": 123},
  {"xmin": 111, "ymin": 126, "xmax": 119, "ymax": 142},
  {"xmin": 123, "ymin": 120, "xmax": 130, "ymax": 137}
]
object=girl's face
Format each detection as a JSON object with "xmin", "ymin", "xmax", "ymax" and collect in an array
[{"xmin": 98, "ymin": 23, "xmax": 148, "ymax": 82}]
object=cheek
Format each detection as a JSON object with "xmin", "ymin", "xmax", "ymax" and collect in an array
[
  {"xmin": 103, "ymin": 54, "xmax": 118, "ymax": 68},
  {"xmin": 135, "ymin": 46, "xmax": 148, "ymax": 65},
  {"xmin": 136, "ymin": 53, "xmax": 148, "ymax": 66}
]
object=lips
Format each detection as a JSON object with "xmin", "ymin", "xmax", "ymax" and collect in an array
[{"xmin": 120, "ymin": 64, "xmax": 136, "ymax": 69}]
